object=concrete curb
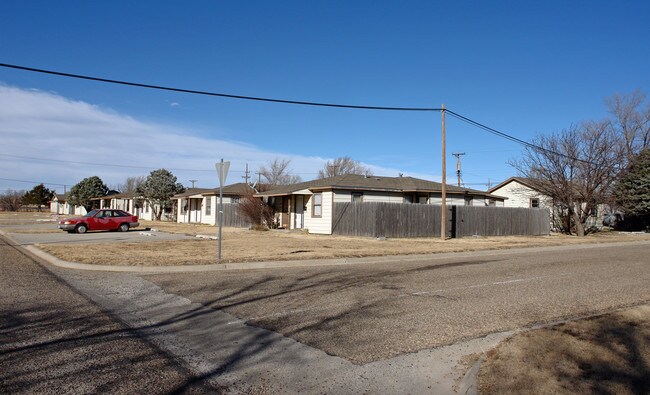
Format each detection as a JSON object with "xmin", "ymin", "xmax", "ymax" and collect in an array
[{"xmin": 4, "ymin": 230, "xmax": 650, "ymax": 273}]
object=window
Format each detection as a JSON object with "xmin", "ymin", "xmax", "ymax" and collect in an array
[
  {"xmin": 403, "ymin": 194, "xmax": 414, "ymax": 204},
  {"xmin": 418, "ymin": 194, "xmax": 429, "ymax": 204},
  {"xmin": 206, "ymin": 197, "xmax": 211, "ymax": 215},
  {"xmin": 231, "ymin": 196, "xmax": 240, "ymax": 204},
  {"xmin": 530, "ymin": 198, "xmax": 540, "ymax": 208},
  {"xmin": 464, "ymin": 196, "xmax": 473, "ymax": 206},
  {"xmin": 488, "ymin": 199, "xmax": 496, "ymax": 207},
  {"xmin": 312, "ymin": 193, "xmax": 322, "ymax": 217},
  {"xmin": 352, "ymin": 192, "xmax": 363, "ymax": 203}
]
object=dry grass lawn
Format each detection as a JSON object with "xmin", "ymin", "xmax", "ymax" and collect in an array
[
  {"xmin": 0, "ymin": 211, "xmax": 60, "ymax": 225},
  {"xmin": 34, "ymin": 219, "xmax": 650, "ymax": 266},
  {"xmin": 3, "ymin": 212, "xmax": 650, "ymax": 266},
  {"xmin": 478, "ymin": 305, "xmax": 650, "ymax": 395}
]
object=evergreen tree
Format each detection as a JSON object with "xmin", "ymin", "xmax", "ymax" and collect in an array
[
  {"xmin": 68, "ymin": 176, "xmax": 108, "ymax": 213},
  {"xmin": 139, "ymin": 169, "xmax": 185, "ymax": 220},
  {"xmin": 23, "ymin": 184, "xmax": 54, "ymax": 211},
  {"xmin": 615, "ymin": 149, "xmax": 650, "ymax": 230}
]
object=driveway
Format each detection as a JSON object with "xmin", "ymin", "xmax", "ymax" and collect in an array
[{"xmin": 4, "ymin": 229, "xmax": 193, "ymax": 246}]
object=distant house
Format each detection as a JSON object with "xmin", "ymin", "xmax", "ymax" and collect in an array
[
  {"xmin": 488, "ymin": 177, "xmax": 604, "ymax": 230},
  {"xmin": 172, "ymin": 183, "xmax": 254, "ymax": 225},
  {"xmin": 256, "ymin": 174, "xmax": 506, "ymax": 234},
  {"xmin": 487, "ymin": 177, "xmax": 552, "ymax": 210},
  {"xmin": 50, "ymin": 193, "xmax": 87, "ymax": 215}
]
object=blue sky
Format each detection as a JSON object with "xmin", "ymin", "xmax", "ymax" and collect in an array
[{"xmin": 1, "ymin": 1, "xmax": 649, "ymax": 193}]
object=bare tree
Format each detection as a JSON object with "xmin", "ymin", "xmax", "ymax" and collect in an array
[
  {"xmin": 237, "ymin": 185, "xmax": 276, "ymax": 229},
  {"xmin": 605, "ymin": 89, "xmax": 650, "ymax": 161},
  {"xmin": 259, "ymin": 158, "xmax": 302, "ymax": 185},
  {"xmin": 116, "ymin": 176, "xmax": 146, "ymax": 197},
  {"xmin": 511, "ymin": 121, "xmax": 624, "ymax": 236},
  {"xmin": 0, "ymin": 190, "xmax": 25, "ymax": 211},
  {"xmin": 317, "ymin": 156, "xmax": 373, "ymax": 179}
]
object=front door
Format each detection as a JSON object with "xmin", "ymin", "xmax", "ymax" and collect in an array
[
  {"xmin": 294, "ymin": 195, "xmax": 304, "ymax": 229},
  {"xmin": 281, "ymin": 197, "xmax": 289, "ymax": 228},
  {"xmin": 189, "ymin": 198, "xmax": 202, "ymax": 223}
]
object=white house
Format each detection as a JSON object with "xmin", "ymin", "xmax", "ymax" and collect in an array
[
  {"xmin": 488, "ymin": 177, "xmax": 605, "ymax": 230},
  {"xmin": 257, "ymin": 174, "xmax": 506, "ymax": 235},
  {"xmin": 49, "ymin": 193, "xmax": 87, "ymax": 215},
  {"xmin": 172, "ymin": 183, "xmax": 254, "ymax": 225}
]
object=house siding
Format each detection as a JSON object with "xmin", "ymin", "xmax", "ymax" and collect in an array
[
  {"xmin": 333, "ymin": 190, "xmax": 403, "ymax": 203},
  {"xmin": 490, "ymin": 181, "xmax": 552, "ymax": 209},
  {"xmin": 304, "ymin": 191, "xmax": 333, "ymax": 234}
]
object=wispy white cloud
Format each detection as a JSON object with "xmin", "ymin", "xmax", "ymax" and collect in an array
[
  {"xmin": 170, "ymin": 102, "xmax": 180, "ymax": 107},
  {"xmin": 0, "ymin": 84, "xmax": 436, "ymax": 192}
]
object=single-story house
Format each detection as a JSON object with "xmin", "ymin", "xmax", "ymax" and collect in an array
[
  {"xmin": 256, "ymin": 174, "xmax": 506, "ymax": 235},
  {"xmin": 488, "ymin": 177, "xmax": 605, "ymax": 230},
  {"xmin": 50, "ymin": 193, "xmax": 87, "ymax": 216},
  {"xmin": 172, "ymin": 183, "xmax": 254, "ymax": 225},
  {"xmin": 90, "ymin": 192, "xmax": 161, "ymax": 220}
]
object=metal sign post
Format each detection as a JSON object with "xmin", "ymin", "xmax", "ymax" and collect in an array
[{"xmin": 215, "ymin": 159, "xmax": 230, "ymax": 261}]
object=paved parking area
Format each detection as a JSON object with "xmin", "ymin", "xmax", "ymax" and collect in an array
[{"xmin": 4, "ymin": 230, "xmax": 193, "ymax": 246}]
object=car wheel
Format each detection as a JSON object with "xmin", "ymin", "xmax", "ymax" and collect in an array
[
  {"xmin": 118, "ymin": 223, "xmax": 129, "ymax": 232},
  {"xmin": 76, "ymin": 224, "xmax": 88, "ymax": 234}
]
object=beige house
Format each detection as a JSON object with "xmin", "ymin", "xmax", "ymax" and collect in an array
[{"xmin": 257, "ymin": 174, "xmax": 506, "ymax": 235}]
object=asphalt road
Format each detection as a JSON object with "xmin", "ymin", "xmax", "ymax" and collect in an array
[
  {"xmin": 0, "ymin": 236, "xmax": 221, "ymax": 394},
  {"xmin": 145, "ymin": 241, "xmax": 650, "ymax": 364},
  {"xmin": 3, "ymin": 230, "xmax": 649, "ymax": 394}
]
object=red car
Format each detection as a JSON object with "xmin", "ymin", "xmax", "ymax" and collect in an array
[{"xmin": 58, "ymin": 209, "xmax": 140, "ymax": 234}]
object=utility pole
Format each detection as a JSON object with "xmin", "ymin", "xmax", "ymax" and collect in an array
[
  {"xmin": 453, "ymin": 152, "xmax": 465, "ymax": 187},
  {"xmin": 189, "ymin": 179, "xmax": 198, "ymax": 188},
  {"xmin": 441, "ymin": 104, "xmax": 447, "ymax": 241},
  {"xmin": 242, "ymin": 162, "xmax": 250, "ymax": 184}
]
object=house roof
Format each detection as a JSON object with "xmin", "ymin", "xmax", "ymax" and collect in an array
[
  {"xmin": 202, "ymin": 183, "xmax": 255, "ymax": 196},
  {"xmin": 172, "ymin": 183, "xmax": 254, "ymax": 199},
  {"xmin": 257, "ymin": 174, "xmax": 504, "ymax": 199},
  {"xmin": 51, "ymin": 193, "xmax": 68, "ymax": 203},
  {"xmin": 488, "ymin": 177, "xmax": 543, "ymax": 194},
  {"xmin": 90, "ymin": 192, "xmax": 139, "ymax": 201}
]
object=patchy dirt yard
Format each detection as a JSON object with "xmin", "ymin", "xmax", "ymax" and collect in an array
[
  {"xmin": 27, "ymin": 218, "xmax": 650, "ymax": 266},
  {"xmin": 478, "ymin": 304, "xmax": 650, "ymax": 395}
]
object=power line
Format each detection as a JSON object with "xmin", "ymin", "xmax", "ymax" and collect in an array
[
  {"xmin": 0, "ymin": 153, "xmax": 320, "ymax": 175},
  {"xmin": 445, "ymin": 110, "xmax": 594, "ymax": 165},
  {"xmin": 0, "ymin": 63, "xmax": 441, "ymax": 112},
  {"xmin": 0, "ymin": 62, "xmax": 593, "ymax": 165},
  {"xmin": 0, "ymin": 177, "xmax": 67, "ymax": 187}
]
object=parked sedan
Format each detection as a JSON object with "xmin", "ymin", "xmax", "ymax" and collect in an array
[{"xmin": 58, "ymin": 209, "xmax": 140, "ymax": 234}]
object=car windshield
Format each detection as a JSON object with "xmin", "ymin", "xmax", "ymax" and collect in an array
[{"xmin": 84, "ymin": 209, "xmax": 100, "ymax": 217}]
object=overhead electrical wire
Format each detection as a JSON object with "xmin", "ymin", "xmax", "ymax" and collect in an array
[
  {"xmin": 0, "ymin": 153, "xmax": 319, "ymax": 176},
  {"xmin": 0, "ymin": 62, "xmax": 590, "ymax": 165},
  {"xmin": 0, "ymin": 177, "xmax": 67, "ymax": 187},
  {"xmin": 0, "ymin": 63, "xmax": 440, "ymax": 112}
]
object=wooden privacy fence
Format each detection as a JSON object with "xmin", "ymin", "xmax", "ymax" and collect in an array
[
  {"xmin": 219, "ymin": 203, "xmax": 251, "ymax": 228},
  {"xmin": 332, "ymin": 202, "xmax": 550, "ymax": 238}
]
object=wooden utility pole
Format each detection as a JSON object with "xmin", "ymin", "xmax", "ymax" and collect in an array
[
  {"xmin": 441, "ymin": 104, "xmax": 447, "ymax": 241},
  {"xmin": 453, "ymin": 152, "xmax": 465, "ymax": 187},
  {"xmin": 242, "ymin": 162, "xmax": 250, "ymax": 184}
]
